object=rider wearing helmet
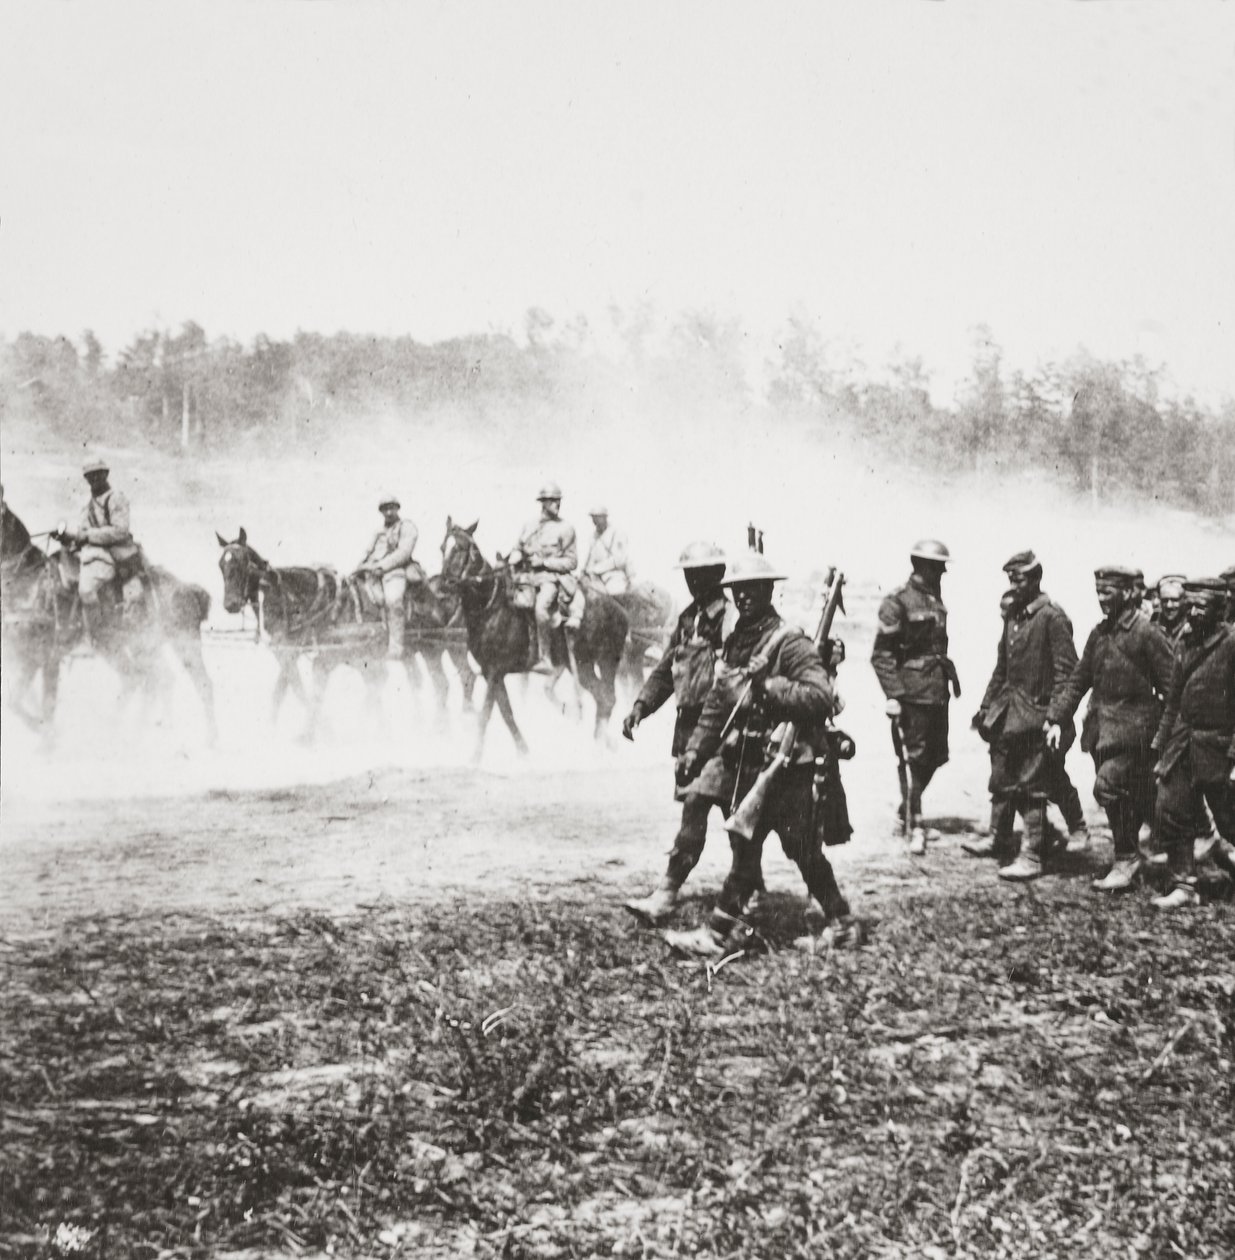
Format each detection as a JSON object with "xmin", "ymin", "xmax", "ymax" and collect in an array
[
  {"xmin": 622, "ymin": 540, "xmax": 736, "ymax": 924},
  {"xmin": 871, "ymin": 540, "xmax": 961, "ymax": 855},
  {"xmin": 582, "ymin": 504, "xmax": 633, "ymax": 595},
  {"xmin": 357, "ymin": 493, "xmax": 421, "ymax": 660},
  {"xmin": 511, "ymin": 481, "xmax": 578, "ymax": 674},
  {"xmin": 667, "ymin": 551, "xmax": 864, "ymax": 956}
]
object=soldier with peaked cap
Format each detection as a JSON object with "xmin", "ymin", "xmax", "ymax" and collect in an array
[
  {"xmin": 356, "ymin": 492, "xmax": 421, "ymax": 660},
  {"xmin": 666, "ymin": 552, "xmax": 864, "ymax": 956},
  {"xmin": 511, "ymin": 481, "xmax": 577, "ymax": 674},
  {"xmin": 964, "ymin": 588, "xmax": 1089, "ymax": 861},
  {"xmin": 974, "ymin": 550, "xmax": 1079, "ymax": 882},
  {"xmin": 871, "ymin": 539, "xmax": 960, "ymax": 855},
  {"xmin": 1046, "ymin": 566, "xmax": 1174, "ymax": 892},
  {"xmin": 1150, "ymin": 578, "xmax": 1235, "ymax": 909},
  {"xmin": 622, "ymin": 540, "xmax": 738, "ymax": 924},
  {"xmin": 583, "ymin": 505, "xmax": 633, "ymax": 595},
  {"xmin": 1222, "ymin": 564, "xmax": 1235, "ymax": 625},
  {"xmin": 55, "ymin": 456, "xmax": 141, "ymax": 649}
]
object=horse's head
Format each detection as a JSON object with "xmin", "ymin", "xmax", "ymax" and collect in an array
[
  {"xmin": 439, "ymin": 517, "xmax": 487, "ymax": 590},
  {"xmin": 215, "ymin": 527, "xmax": 266, "ymax": 614}
]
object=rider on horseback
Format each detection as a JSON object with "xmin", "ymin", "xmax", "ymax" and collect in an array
[
  {"xmin": 357, "ymin": 493, "xmax": 422, "ymax": 660},
  {"xmin": 511, "ymin": 481, "xmax": 578, "ymax": 675},
  {"xmin": 54, "ymin": 457, "xmax": 144, "ymax": 650},
  {"xmin": 583, "ymin": 505, "xmax": 633, "ymax": 595}
]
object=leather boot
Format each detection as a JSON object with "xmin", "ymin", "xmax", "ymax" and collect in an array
[
  {"xmin": 624, "ymin": 877, "xmax": 679, "ymax": 926},
  {"xmin": 964, "ymin": 799, "xmax": 1014, "ymax": 858},
  {"xmin": 79, "ymin": 600, "xmax": 101, "ymax": 652},
  {"xmin": 999, "ymin": 804, "xmax": 1045, "ymax": 882},
  {"xmin": 908, "ymin": 826, "xmax": 926, "ymax": 857},
  {"xmin": 1151, "ymin": 883, "xmax": 1200, "ymax": 910},
  {"xmin": 531, "ymin": 617, "xmax": 555, "ymax": 674},
  {"xmin": 386, "ymin": 605, "xmax": 406, "ymax": 661}
]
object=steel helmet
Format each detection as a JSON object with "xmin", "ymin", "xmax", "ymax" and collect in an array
[
  {"xmin": 82, "ymin": 456, "xmax": 109, "ymax": 477},
  {"xmin": 536, "ymin": 481, "xmax": 563, "ymax": 501},
  {"xmin": 675, "ymin": 540, "xmax": 727, "ymax": 570},
  {"xmin": 378, "ymin": 493, "xmax": 401, "ymax": 509},
  {"xmin": 910, "ymin": 539, "xmax": 950, "ymax": 565},
  {"xmin": 589, "ymin": 504, "xmax": 609, "ymax": 517},
  {"xmin": 721, "ymin": 552, "xmax": 788, "ymax": 585}
]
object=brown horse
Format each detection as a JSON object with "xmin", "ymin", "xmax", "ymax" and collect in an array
[
  {"xmin": 438, "ymin": 518, "xmax": 629, "ymax": 759},
  {"xmin": 2, "ymin": 525, "xmax": 217, "ymax": 744},
  {"xmin": 216, "ymin": 528, "xmax": 475, "ymax": 741}
]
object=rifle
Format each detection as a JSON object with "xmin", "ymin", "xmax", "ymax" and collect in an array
[{"xmin": 725, "ymin": 567, "xmax": 845, "ymax": 842}]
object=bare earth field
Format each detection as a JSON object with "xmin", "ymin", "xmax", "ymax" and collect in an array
[{"xmin": 3, "ymin": 741, "xmax": 1234, "ymax": 1260}]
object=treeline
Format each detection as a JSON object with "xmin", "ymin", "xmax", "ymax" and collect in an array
[{"xmin": 2, "ymin": 311, "xmax": 1231, "ymax": 516}]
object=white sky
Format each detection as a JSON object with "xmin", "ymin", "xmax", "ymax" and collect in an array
[{"xmin": 1, "ymin": 1, "xmax": 1233, "ymax": 404}]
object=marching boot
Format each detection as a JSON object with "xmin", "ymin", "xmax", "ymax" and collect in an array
[
  {"xmin": 999, "ymin": 804, "xmax": 1045, "ymax": 882},
  {"xmin": 624, "ymin": 877, "xmax": 680, "ymax": 926},
  {"xmin": 1067, "ymin": 820, "xmax": 1092, "ymax": 855},
  {"xmin": 908, "ymin": 826, "xmax": 927, "ymax": 857},
  {"xmin": 664, "ymin": 909, "xmax": 749, "ymax": 959},
  {"xmin": 963, "ymin": 797, "xmax": 1014, "ymax": 858},
  {"xmin": 1151, "ymin": 883, "xmax": 1200, "ymax": 910},
  {"xmin": 1093, "ymin": 804, "xmax": 1142, "ymax": 891}
]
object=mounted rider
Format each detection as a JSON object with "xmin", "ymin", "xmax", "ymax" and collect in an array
[
  {"xmin": 583, "ymin": 505, "xmax": 633, "ymax": 595},
  {"xmin": 511, "ymin": 481, "xmax": 578, "ymax": 675},
  {"xmin": 54, "ymin": 457, "xmax": 144, "ymax": 649},
  {"xmin": 357, "ymin": 493, "xmax": 423, "ymax": 660}
]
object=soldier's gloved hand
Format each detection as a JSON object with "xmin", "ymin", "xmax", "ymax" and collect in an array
[
  {"xmin": 621, "ymin": 704, "xmax": 644, "ymax": 742},
  {"xmin": 885, "ymin": 699, "xmax": 902, "ymax": 719},
  {"xmin": 1044, "ymin": 722, "xmax": 1062, "ymax": 751},
  {"xmin": 675, "ymin": 749, "xmax": 702, "ymax": 788}
]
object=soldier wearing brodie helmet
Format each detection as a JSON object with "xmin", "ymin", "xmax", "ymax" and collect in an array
[
  {"xmin": 622, "ymin": 540, "xmax": 738, "ymax": 925},
  {"xmin": 871, "ymin": 539, "xmax": 961, "ymax": 855},
  {"xmin": 666, "ymin": 552, "xmax": 864, "ymax": 957},
  {"xmin": 356, "ymin": 493, "xmax": 421, "ymax": 660}
]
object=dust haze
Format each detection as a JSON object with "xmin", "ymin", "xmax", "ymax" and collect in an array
[{"xmin": 2, "ymin": 334, "xmax": 1230, "ymax": 817}]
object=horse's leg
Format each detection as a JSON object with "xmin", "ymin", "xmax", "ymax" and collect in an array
[
  {"xmin": 39, "ymin": 652, "xmax": 62, "ymax": 749},
  {"xmin": 490, "ymin": 675, "xmax": 529, "ymax": 758},
  {"xmin": 171, "ymin": 636, "xmax": 218, "ymax": 747},
  {"xmin": 300, "ymin": 658, "xmax": 331, "ymax": 744},
  {"xmin": 419, "ymin": 651, "xmax": 452, "ymax": 728},
  {"xmin": 272, "ymin": 652, "xmax": 310, "ymax": 725},
  {"xmin": 451, "ymin": 647, "xmax": 478, "ymax": 712},
  {"xmin": 472, "ymin": 677, "xmax": 498, "ymax": 764}
]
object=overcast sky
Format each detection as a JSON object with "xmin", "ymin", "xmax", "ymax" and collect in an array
[{"xmin": 1, "ymin": 1, "xmax": 1232, "ymax": 404}]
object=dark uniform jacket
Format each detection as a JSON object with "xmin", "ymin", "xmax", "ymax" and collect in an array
[
  {"xmin": 978, "ymin": 593, "xmax": 1077, "ymax": 740},
  {"xmin": 688, "ymin": 609, "xmax": 834, "ymax": 800},
  {"xmin": 1049, "ymin": 609, "xmax": 1173, "ymax": 756},
  {"xmin": 871, "ymin": 575, "xmax": 953, "ymax": 706},
  {"xmin": 635, "ymin": 593, "xmax": 730, "ymax": 756},
  {"xmin": 1153, "ymin": 624, "xmax": 1235, "ymax": 783}
]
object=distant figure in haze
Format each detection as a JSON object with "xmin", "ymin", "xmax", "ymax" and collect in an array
[
  {"xmin": 582, "ymin": 505, "xmax": 632, "ymax": 595},
  {"xmin": 871, "ymin": 539, "xmax": 960, "ymax": 856},
  {"xmin": 357, "ymin": 492, "xmax": 421, "ymax": 660},
  {"xmin": 55, "ymin": 456, "xmax": 141, "ymax": 650},
  {"xmin": 510, "ymin": 481, "xmax": 578, "ymax": 675}
]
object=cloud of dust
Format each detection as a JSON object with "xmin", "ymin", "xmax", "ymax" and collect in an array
[{"xmin": 2, "ymin": 333, "xmax": 1231, "ymax": 806}]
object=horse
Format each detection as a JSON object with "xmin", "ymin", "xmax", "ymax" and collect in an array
[
  {"xmin": 614, "ymin": 581, "xmax": 676, "ymax": 695},
  {"xmin": 1, "ymin": 523, "xmax": 217, "ymax": 744},
  {"xmin": 437, "ymin": 517, "xmax": 629, "ymax": 759},
  {"xmin": 215, "ymin": 528, "xmax": 476, "ymax": 741}
]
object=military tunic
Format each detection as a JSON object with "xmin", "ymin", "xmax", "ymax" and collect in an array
[
  {"xmin": 516, "ymin": 514, "xmax": 578, "ymax": 627},
  {"xmin": 77, "ymin": 488, "xmax": 139, "ymax": 605},
  {"xmin": 1153, "ymin": 624, "xmax": 1235, "ymax": 883},
  {"xmin": 977, "ymin": 593, "xmax": 1078, "ymax": 800},
  {"xmin": 1049, "ymin": 608, "xmax": 1173, "ymax": 853},
  {"xmin": 583, "ymin": 525, "xmax": 632, "ymax": 595},
  {"xmin": 687, "ymin": 608, "xmax": 850, "ymax": 924}
]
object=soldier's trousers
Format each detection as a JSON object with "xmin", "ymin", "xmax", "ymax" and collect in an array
[
  {"xmin": 1091, "ymin": 744, "xmax": 1156, "ymax": 859},
  {"xmin": 665, "ymin": 794, "xmax": 725, "ymax": 888},
  {"xmin": 990, "ymin": 732, "xmax": 1057, "ymax": 802},
  {"xmin": 78, "ymin": 547, "xmax": 117, "ymax": 605},
  {"xmin": 1157, "ymin": 760, "xmax": 1235, "ymax": 889},
  {"xmin": 894, "ymin": 703, "xmax": 949, "ymax": 822},
  {"xmin": 378, "ymin": 571, "xmax": 407, "ymax": 657},
  {"xmin": 710, "ymin": 768, "xmax": 849, "ymax": 928}
]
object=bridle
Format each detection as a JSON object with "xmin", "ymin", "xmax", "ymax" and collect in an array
[{"xmin": 441, "ymin": 526, "xmax": 491, "ymax": 590}]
